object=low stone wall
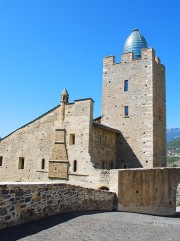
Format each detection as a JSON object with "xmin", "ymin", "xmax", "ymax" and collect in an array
[{"xmin": 0, "ymin": 183, "xmax": 115, "ymax": 229}]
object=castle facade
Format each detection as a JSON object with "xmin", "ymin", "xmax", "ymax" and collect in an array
[{"xmin": 0, "ymin": 29, "xmax": 166, "ymax": 189}]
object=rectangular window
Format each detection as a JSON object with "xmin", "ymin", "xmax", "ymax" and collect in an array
[
  {"xmin": 73, "ymin": 160, "xmax": 77, "ymax": 172},
  {"xmin": 124, "ymin": 80, "xmax": 128, "ymax": 91},
  {"xmin": 69, "ymin": 134, "xmax": 75, "ymax": 145},
  {"xmin": 0, "ymin": 156, "xmax": 3, "ymax": 166},
  {"xmin": 18, "ymin": 157, "xmax": 25, "ymax": 169},
  {"xmin": 41, "ymin": 159, "xmax": 45, "ymax": 169},
  {"xmin": 124, "ymin": 106, "xmax": 129, "ymax": 117}
]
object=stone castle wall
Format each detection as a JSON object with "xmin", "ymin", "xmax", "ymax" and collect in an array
[
  {"xmin": 0, "ymin": 183, "xmax": 115, "ymax": 229},
  {"xmin": 90, "ymin": 124, "xmax": 118, "ymax": 169},
  {"xmin": 0, "ymin": 106, "xmax": 60, "ymax": 182},
  {"xmin": 118, "ymin": 168, "xmax": 180, "ymax": 216},
  {"xmin": 0, "ymin": 97, "xmax": 119, "ymax": 188},
  {"xmin": 153, "ymin": 58, "xmax": 166, "ymax": 167},
  {"xmin": 101, "ymin": 48, "xmax": 166, "ymax": 168},
  {"xmin": 64, "ymin": 99, "xmax": 94, "ymax": 176}
]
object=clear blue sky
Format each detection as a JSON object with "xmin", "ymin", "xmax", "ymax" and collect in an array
[{"xmin": 0, "ymin": 0, "xmax": 179, "ymax": 137}]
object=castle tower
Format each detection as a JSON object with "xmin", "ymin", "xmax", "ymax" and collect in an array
[{"xmin": 101, "ymin": 29, "xmax": 166, "ymax": 168}]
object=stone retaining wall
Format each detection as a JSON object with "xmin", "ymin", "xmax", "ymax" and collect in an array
[
  {"xmin": 118, "ymin": 168, "xmax": 180, "ymax": 216},
  {"xmin": 0, "ymin": 183, "xmax": 115, "ymax": 229}
]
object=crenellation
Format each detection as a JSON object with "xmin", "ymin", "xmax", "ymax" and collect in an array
[
  {"xmin": 141, "ymin": 48, "xmax": 155, "ymax": 60},
  {"xmin": 121, "ymin": 52, "xmax": 133, "ymax": 62},
  {"xmin": 103, "ymin": 56, "xmax": 115, "ymax": 66},
  {"xmin": 155, "ymin": 56, "xmax": 161, "ymax": 64}
]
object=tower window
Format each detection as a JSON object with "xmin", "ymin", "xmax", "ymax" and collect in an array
[
  {"xmin": 73, "ymin": 160, "xmax": 77, "ymax": 172},
  {"xmin": 0, "ymin": 156, "xmax": 3, "ymax": 166},
  {"xmin": 124, "ymin": 80, "xmax": 128, "ymax": 91},
  {"xmin": 124, "ymin": 106, "xmax": 129, "ymax": 117},
  {"xmin": 18, "ymin": 157, "xmax": 25, "ymax": 169},
  {"xmin": 69, "ymin": 134, "xmax": 75, "ymax": 145},
  {"xmin": 41, "ymin": 159, "xmax": 45, "ymax": 169}
]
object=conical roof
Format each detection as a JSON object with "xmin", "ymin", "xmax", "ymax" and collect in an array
[
  {"xmin": 123, "ymin": 29, "xmax": 148, "ymax": 59},
  {"xmin": 61, "ymin": 88, "xmax": 69, "ymax": 96}
]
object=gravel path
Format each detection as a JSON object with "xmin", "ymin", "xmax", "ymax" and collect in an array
[{"xmin": 0, "ymin": 210, "xmax": 180, "ymax": 241}]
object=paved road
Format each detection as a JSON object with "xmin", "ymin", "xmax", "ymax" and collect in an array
[{"xmin": 0, "ymin": 210, "xmax": 180, "ymax": 241}]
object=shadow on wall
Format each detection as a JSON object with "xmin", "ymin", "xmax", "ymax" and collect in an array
[{"xmin": 118, "ymin": 133, "xmax": 143, "ymax": 168}]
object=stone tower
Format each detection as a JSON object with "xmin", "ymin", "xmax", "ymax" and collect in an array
[{"xmin": 101, "ymin": 29, "xmax": 166, "ymax": 168}]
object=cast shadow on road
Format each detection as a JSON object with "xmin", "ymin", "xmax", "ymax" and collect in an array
[
  {"xmin": 0, "ymin": 210, "xmax": 180, "ymax": 241},
  {"xmin": 0, "ymin": 210, "xmax": 107, "ymax": 241}
]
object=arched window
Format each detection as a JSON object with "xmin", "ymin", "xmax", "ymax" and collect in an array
[
  {"xmin": 98, "ymin": 186, "xmax": 109, "ymax": 191},
  {"xmin": 41, "ymin": 159, "xmax": 45, "ymax": 169},
  {"xmin": 73, "ymin": 160, "xmax": 77, "ymax": 172}
]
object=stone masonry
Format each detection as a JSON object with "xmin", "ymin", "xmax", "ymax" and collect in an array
[
  {"xmin": 0, "ymin": 98, "xmax": 119, "ymax": 184},
  {"xmin": 101, "ymin": 49, "xmax": 166, "ymax": 169},
  {"xmin": 0, "ymin": 183, "xmax": 115, "ymax": 229},
  {"xmin": 118, "ymin": 168, "xmax": 180, "ymax": 215}
]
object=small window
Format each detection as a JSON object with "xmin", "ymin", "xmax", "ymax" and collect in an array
[
  {"xmin": 102, "ymin": 161, "xmax": 105, "ymax": 169},
  {"xmin": 69, "ymin": 134, "xmax": 75, "ymax": 145},
  {"xmin": 41, "ymin": 159, "xmax": 45, "ymax": 169},
  {"xmin": 98, "ymin": 186, "xmax": 109, "ymax": 191},
  {"xmin": 18, "ymin": 157, "xmax": 25, "ymax": 169},
  {"xmin": 0, "ymin": 156, "xmax": 3, "ymax": 166},
  {"xmin": 100, "ymin": 135, "xmax": 102, "ymax": 143},
  {"xmin": 73, "ymin": 160, "xmax": 77, "ymax": 172},
  {"xmin": 124, "ymin": 80, "xmax": 128, "ymax": 91},
  {"xmin": 124, "ymin": 106, "xmax": 129, "ymax": 117}
]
